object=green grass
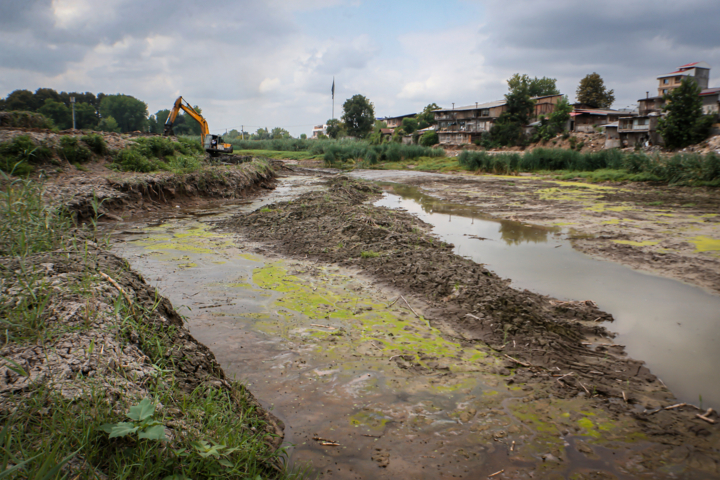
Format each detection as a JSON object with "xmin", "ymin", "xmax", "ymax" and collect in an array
[
  {"xmin": 111, "ymin": 137, "xmax": 205, "ymax": 173},
  {"xmin": 360, "ymin": 250, "xmax": 380, "ymax": 258},
  {"xmin": 234, "ymin": 149, "xmax": 322, "ymax": 161}
]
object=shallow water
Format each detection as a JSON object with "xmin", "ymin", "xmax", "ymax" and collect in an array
[{"xmin": 373, "ymin": 182, "xmax": 720, "ymax": 410}]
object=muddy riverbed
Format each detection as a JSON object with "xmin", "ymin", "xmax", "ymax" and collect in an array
[{"xmin": 110, "ymin": 173, "xmax": 720, "ymax": 479}]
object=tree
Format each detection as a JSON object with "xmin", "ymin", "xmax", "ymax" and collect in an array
[
  {"xmin": 271, "ymin": 127, "xmax": 290, "ymax": 139},
  {"xmin": 252, "ymin": 128, "xmax": 271, "ymax": 140},
  {"xmin": 490, "ymin": 81, "xmax": 536, "ymax": 146},
  {"xmin": 401, "ymin": 117, "xmax": 418, "ymax": 134},
  {"xmin": 508, "ymin": 74, "xmax": 560, "ymax": 97},
  {"xmin": 300, "ymin": 133, "xmax": 307, "ymax": 140},
  {"xmin": 658, "ymin": 77, "xmax": 715, "ymax": 149},
  {"xmin": 33, "ymin": 88, "xmax": 62, "ymax": 110},
  {"xmin": 74, "ymin": 102, "xmax": 99, "ymax": 129},
  {"xmin": 535, "ymin": 96, "xmax": 572, "ymax": 141},
  {"xmin": 576, "ymin": 73, "xmax": 615, "ymax": 108},
  {"xmin": 38, "ymin": 99, "xmax": 71, "ymax": 129},
  {"xmin": 341, "ymin": 95, "xmax": 375, "ymax": 138},
  {"xmin": 98, "ymin": 116, "xmax": 121, "ymax": 133},
  {"xmin": 417, "ymin": 103, "xmax": 440, "ymax": 128},
  {"xmin": 5, "ymin": 90, "xmax": 35, "ymax": 111},
  {"xmin": 99, "ymin": 94, "xmax": 148, "ymax": 132},
  {"xmin": 326, "ymin": 119, "xmax": 345, "ymax": 139}
]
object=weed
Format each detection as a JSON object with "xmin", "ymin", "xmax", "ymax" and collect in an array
[
  {"xmin": 59, "ymin": 136, "xmax": 93, "ymax": 164},
  {"xmin": 81, "ymin": 134, "xmax": 108, "ymax": 155},
  {"xmin": 99, "ymin": 398, "xmax": 166, "ymax": 441},
  {"xmin": 360, "ymin": 250, "xmax": 379, "ymax": 258}
]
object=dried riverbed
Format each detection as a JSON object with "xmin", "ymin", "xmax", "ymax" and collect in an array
[{"xmin": 112, "ymin": 173, "xmax": 719, "ymax": 479}]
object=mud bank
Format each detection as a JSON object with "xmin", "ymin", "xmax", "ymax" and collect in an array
[
  {"xmin": 43, "ymin": 158, "xmax": 279, "ymax": 220},
  {"xmin": 216, "ymin": 176, "xmax": 720, "ymax": 476},
  {"xmin": 351, "ymin": 170, "xmax": 720, "ymax": 295}
]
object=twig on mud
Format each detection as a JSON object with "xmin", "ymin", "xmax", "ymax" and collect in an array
[
  {"xmin": 622, "ymin": 391, "xmax": 627, "ymax": 403},
  {"xmin": 388, "ymin": 296, "xmax": 401, "ymax": 308},
  {"xmin": 313, "ymin": 436, "xmax": 340, "ymax": 446},
  {"xmin": 465, "ymin": 313, "xmax": 482, "ymax": 321},
  {"xmin": 310, "ymin": 324, "xmax": 336, "ymax": 330},
  {"xmin": 510, "ymin": 441, "xmax": 515, "ymax": 452},
  {"xmin": 400, "ymin": 295, "xmax": 420, "ymax": 318},
  {"xmin": 488, "ymin": 470, "xmax": 504, "ymax": 478},
  {"xmin": 665, "ymin": 402, "xmax": 701, "ymax": 411},
  {"xmin": 578, "ymin": 382, "xmax": 590, "ymax": 395},
  {"xmin": 554, "ymin": 372, "xmax": 574, "ymax": 382},
  {"xmin": 504, "ymin": 354, "xmax": 531, "ymax": 368},
  {"xmin": 362, "ymin": 434, "xmax": 383, "ymax": 438},
  {"xmin": 99, "ymin": 272, "xmax": 135, "ymax": 314},
  {"xmin": 697, "ymin": 408, "xmax": 715, "ymax": 424}
]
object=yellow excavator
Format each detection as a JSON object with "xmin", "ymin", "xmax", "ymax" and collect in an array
[{"xmin": 163, "ymin": 96, "xmax": 233, "ymax": 156}]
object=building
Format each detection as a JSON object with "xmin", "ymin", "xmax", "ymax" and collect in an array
[
  {"xmin": 571, "ymin": 108, "xmax": 633, "ymax": 133},
  {"xmin": 433, "ymin": 95, "xmax": 564, "ymax": 146},
  {"xmin": 383, "ymin": 113, "xmax": 416, "ymax": 129},
  {"xmin": 617, "ymin": 115, "xmax": 663, "ymax": 147},
  {"xmin": 656, "ymin": 61, "xmax": 710, "ymax": 97},
  {"xmin": 700, "ymin": 87, "xmax": 720, "ymax": 115},
  {"xmin": 311, "ymin": 124, "xmax": 328, "ymax": 139}
]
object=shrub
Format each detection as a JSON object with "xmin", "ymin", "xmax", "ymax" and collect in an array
[
  {"xmin": 166, "ymin": 155, "xmax": 203, "ymax": 174},
  {"xmin": 81, "ymin": 134, "xmax": 108, "ymax": 155},
  {"xmin": 0, "ymin": 111, "xmax": 54, "ymax": 129},
  {"xmin": 419, "ymin": 131, "xmax": 439, "ymax": 147},
  {"xmin": 113, "ymin": 149, "xmax": 156, "ymax": 172},
  {"xmin": 0, "ymin": 135, "xmax": 55, "ymax": 174},
  {"xmin": 59, "ymin": 136, "xmax": 93, "ymax": 164}
]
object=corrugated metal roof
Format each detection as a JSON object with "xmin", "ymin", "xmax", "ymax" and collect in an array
[
  {"xmin": 700, "ymin": 87, "xmax": 720, "ymax": 96},
  {"xmin": 657, "ymin": 71, "xmax": 691, "ymax": 79},
  {"xmin": 435, "ymin": 99, "xmax": 506, "ymax": 113},
  {"xmin": 573, "ymin": 109, "xmax": 625, "ymax": 116},
  {"xmin": 678, "ymin": 61, "xmax": 710, "ymax": 69}
]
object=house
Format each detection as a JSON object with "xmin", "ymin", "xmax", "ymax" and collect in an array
[
  {"xmin": 433, "ymin": 94, "xmax": 564, "ymax": 145},
  {"xmin": 384, "ymin": 113, "xmax": 416, "ymax": 129},
  {"xmin": 656, "ymin": 61, "xmax": 710, "ymax": 97},
  {"xmin": 617, "ymin": 115, "xmax": 663, "ymax": 147},
  {"xmin": 700, "ymin": 87, "xmax": 720, "ymax": 115},
  {"xmin": 311, "ymin": 124, "xmax": 328, "ymax": 139},
  {"xmin": 603, "ymin": 123, "xmax": 620, "ymax": 149},
  {"xmin": 571, "ymin": 108, "xmax": 633, "ymax": 132}
]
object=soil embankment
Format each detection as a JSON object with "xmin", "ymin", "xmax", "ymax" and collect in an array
[
  {"xmin": 0, "ymin": 160, "xmax": 288, "ymax": 478},
  {"xmin": 218, "ymin": 176, "xmax": 720, "ymax": 474}
]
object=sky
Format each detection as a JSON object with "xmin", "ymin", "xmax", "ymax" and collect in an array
[{"xmin": 2, "ymin": 0, "xmax": 720, "ymax": 137}]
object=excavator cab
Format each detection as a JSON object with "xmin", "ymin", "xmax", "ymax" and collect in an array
[
  {"xmin": 204, "ymin": 134, "xmax": 233, "ymax": 157},
  {"xmin": 163, "ymin": 96, "xmax": 233, "ymax": 157}
]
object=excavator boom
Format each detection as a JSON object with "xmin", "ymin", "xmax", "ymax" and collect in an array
[{"xmin": 163, "ymin": 96, "xmax": 233, "ymax": 157}]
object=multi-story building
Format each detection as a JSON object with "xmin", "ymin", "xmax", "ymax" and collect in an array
[{"xmin": 656, "ymin": 61, "xmax": 710, "ymax": 97}]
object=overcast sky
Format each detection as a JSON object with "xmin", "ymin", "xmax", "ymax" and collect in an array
[{"xmin": 2, "ymin": 0, "xmax": 720, "ymax": 136}]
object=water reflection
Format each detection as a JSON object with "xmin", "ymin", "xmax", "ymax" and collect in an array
[{"xmin": 381, "ymin": 183, "xmax": 557, "ymax": 245}]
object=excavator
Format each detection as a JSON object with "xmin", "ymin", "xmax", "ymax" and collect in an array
[{"xmin": 163, "ymin": 96, "xmax": 233, "ymax": 156}]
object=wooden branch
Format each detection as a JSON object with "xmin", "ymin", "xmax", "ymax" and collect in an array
[
  {"xmin": 504, "ymin": 354, "xmax": 531, "ymax": 368},
  {"xmin": 488, "ymin": 470, "xmax": 504, "ymax": 478}
]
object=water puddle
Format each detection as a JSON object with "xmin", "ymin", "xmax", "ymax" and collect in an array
[
  {"xmin": 374, "ymin": 183, "xmax": 720, "ymax": 410},
  {"xmin": 105, "ymin": 175, "xmax": 691, "ymax": 479}
]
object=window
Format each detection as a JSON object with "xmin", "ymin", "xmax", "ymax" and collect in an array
[
  {"xmin": 663, "ymin": 89, "xmax": 668, "ymax": 95},
  {"xmin": 676, "ymin": 77, "xmax": 682, "ymax": 83},
  {"xmin": 663, "ymin": 78, "xmax": 669, "ymax": 85}
]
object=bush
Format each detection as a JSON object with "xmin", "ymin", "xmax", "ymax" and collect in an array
[
  {"xmin": 81, "ymin": 134, "xmax": 108, "ymax": 155},
  {"xmin": 166, "ymin": 155, "xmax": 203, "ymax": 174},
  {"xmin": 0, "ymin": 135, "xmax": 55, "ymax": 174},
  {"xmin": 113, "ymin": 149, "xmax": 156, "ymax": 172},
  {"xmin": 419, "ymin": 131, "xmax": 439, "ymax": 147},
  {"xmin": 0, "ymin": 111, "xmax": 54, "ymax": 129},
  {"xmin": 58, "ymin": 136, "xmax": 92, "ymax": 164}
]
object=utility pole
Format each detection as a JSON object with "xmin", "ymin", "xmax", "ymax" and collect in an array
[
  {"xmin": 242, "ymin": 125, "xmax": 244, "ymax": 140},
  {"xmin": 70, "ymin": 97, "xmax": 76, "ymax": 130}
]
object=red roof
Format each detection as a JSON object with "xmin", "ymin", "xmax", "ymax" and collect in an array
[{"xmin": 678, "ymin": 62, "xmax": 700, "ymax": 69}]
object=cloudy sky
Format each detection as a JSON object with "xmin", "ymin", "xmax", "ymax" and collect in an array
[{"xmin": 2, "ymin": 0, "xmax": 720, "ymax": 136}]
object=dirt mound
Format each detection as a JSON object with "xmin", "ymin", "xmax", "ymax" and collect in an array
[{"xmin": 44, "ymin": 160, "xmax": 277, "ymax": 220}]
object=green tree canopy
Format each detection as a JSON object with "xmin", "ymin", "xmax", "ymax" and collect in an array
[
  {"xmin": 271, "ymin": 127, "xmax": 291, "ymax": 139},
  {"xmin": 33, "ymin": 88, "xmax": 63, "ymax": 110},
  {"xmin": 38, "ymin": 99, "xmax": 71, "ymax": 129},
  {"xmin": 535, "ymin": 96, "xmax": 572, "ymax": 141},
  {"xmin": 5, "ymin": 90, "xmax": 35, "ymax": 111},
  {"xmin": 300, "ymin": 133, "xmax": 307, "ymax": 140},
  {"xmin": 489, "ymin": 82, "xmax": 536, "ymax": 146},
  {"xmin": 576, "ymin": 73, "xmax": 615, "ymax": 108},
  {"xmin": 658, "ymin": 77, "xmax": 715, "ymax": 149},
  {"xmin": 325, "ymin": 119, "xmax": 345, "ymax": 139},
  {"xmin": 252, "ymin": 128, "xmax": 271, "ymax": 140},
  {"xmin": 417, "ymin": 103, "xmax": 441, "ymax": 128},
  {"xmin": 508, "ymin": 74, "xmax": 560, "ymax": 97},
  {"xmin": 74, "ymin": 102, "xmax": 99, "ymax": 129},
  {"xmin": 99, "ymin": 94, "xmax": 148, "ymax": 132},
  {"xmin": 401, "ymin": 117, "xmax": 418, "ymax": 134},
  {"xmin": 341, "ymin": 94, "xmax": 375, "ymax": 138},
  {"xmin": 98, "ymin": 116, "xmax": 121, "ymax": 133}
]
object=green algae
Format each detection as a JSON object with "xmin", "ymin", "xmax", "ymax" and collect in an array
[
  {"xmin": 689, "ymin": 235, "xmax": 720, "ymax": 252},
  {"xmin": 349, "ymin": 411, "xmax": 390, "ymax": 430}
]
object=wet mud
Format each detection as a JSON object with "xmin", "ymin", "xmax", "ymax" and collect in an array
[{"xmin": 104, "ymin": 173, "xmax": 720, "ymax": 478}]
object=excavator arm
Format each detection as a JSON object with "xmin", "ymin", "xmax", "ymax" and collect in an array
[{"xmin": 163, "ymin": 96, "xmax": 232, "ymax": 156}]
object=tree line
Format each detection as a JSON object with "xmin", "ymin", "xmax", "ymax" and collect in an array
[{"xmin": 0, "ymin": 88, "xmax": 205, "ymax": 135}]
